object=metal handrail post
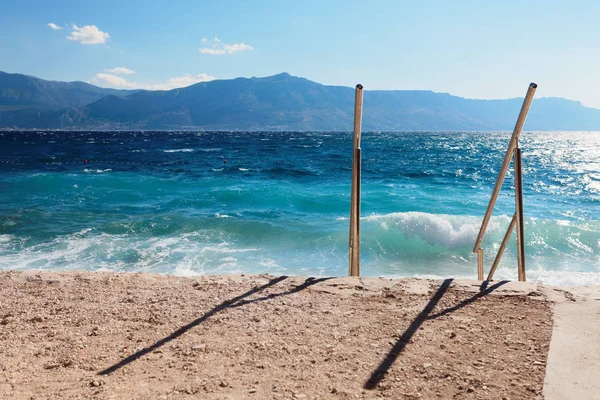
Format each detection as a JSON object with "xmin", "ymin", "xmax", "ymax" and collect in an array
[
  {"xmin": 487, "ymin": 213, "xmax": 517, "ymax": 281},
  {"xmin": 473, "ymin": 83, "xmax": 537, "ymax": 253},
  {"xmin": 477, "ymin": 248, "xmax": 484, "ymax": 280},
  {"xmin": 349, "ymin": 84, "xmax": 364, "ymax": 277},
  {"xmin": 514, "ymin": 146, "xmax": 526, "ymax": 281}
]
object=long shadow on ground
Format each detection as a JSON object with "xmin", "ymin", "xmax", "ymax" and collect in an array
[
  {"xmin": 99, "ymin": 276, "xmax": 331, "ymax": 375},
  {"xmin": 364, "ymin": 279, "xmax": 509, "ymax": 389}
]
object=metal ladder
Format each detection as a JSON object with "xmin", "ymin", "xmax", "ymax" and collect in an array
[{"xmin": 473, "ymin": 83, "xmax": 537, "ymax": 282}]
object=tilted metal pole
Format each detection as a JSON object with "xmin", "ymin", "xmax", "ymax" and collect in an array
[
  {"xmin": 473, "ymin": 83, "xmax": 537, "ymax": 254},
  {"xmin": 349, "ymin": 84, "xmax": 363, "ymax": 277},
  {"xmin": 487, "ymin": 213, "xmax": 517, "ymax": 281},
  {"xmin": 514, "ymin": 146, "xmax": 526, "ymax": 281}
]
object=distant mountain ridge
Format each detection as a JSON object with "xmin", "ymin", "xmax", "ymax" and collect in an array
[
  {"xmin": 0, "ymin": 71, "xmax": 136, "ymax": 111},
  {"xmin": 1, "ymin": 71, "xmax": 600, "ymax": 131}
]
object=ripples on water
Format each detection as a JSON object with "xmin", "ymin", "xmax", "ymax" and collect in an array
[{"xmin": 1, "ymin": 131, "xmax": 599, "ymax": 286}]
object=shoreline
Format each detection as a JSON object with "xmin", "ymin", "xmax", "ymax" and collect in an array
[{"xmin": 1, "ymin": 270, "xmax": 599, "ymax": 399}]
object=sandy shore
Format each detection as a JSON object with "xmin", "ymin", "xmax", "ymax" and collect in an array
[{"xmin": 0, "ymin": 271, "xmax": 597, "ymax": 399}]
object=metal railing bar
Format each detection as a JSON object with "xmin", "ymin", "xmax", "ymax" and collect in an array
[
  {"xmin": 349, "ymin": 84, "xmax": 363, "ymax": 277},
  {"xmin": 487, "ymin": 213, "xmax": 517, "ymax": 281},
  {"xmin": 473, "ymin": 83, "xmax": 537, "ymax": 253},
  {"xmin": 514, "ymin": 147, "xmax": 526, "ymax": 281},
  {"xmin": 477, "ymin": 248, "xmax": 484, "ymax": 281}
]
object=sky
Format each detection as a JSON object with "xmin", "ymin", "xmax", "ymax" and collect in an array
[{"xmin": 1, "ymin": 0, "xmax": 600, "ymax": 107}]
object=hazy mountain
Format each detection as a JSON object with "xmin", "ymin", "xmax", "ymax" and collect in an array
[
  {"xmin": 0, "ymin": 71, "xmax": 136, "ymax": 111},
  {"xmin": 1, "ymin": 71, "xmax": 600, "ymax": 131}
]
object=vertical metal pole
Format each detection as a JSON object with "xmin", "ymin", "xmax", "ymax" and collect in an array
[
  {"xmin": 349, "ymin": 84, "xmax": 363, "ymax": 277},
  {"xmin": 477, "ymin": 248, "xmax": 484, "ymax": 281},
  {"xmin": 514, "ymin": 146, "xmax": 526, "ymax": 281}
]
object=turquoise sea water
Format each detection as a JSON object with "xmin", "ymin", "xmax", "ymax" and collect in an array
[{"xmin": 1, "ymin": 131, "xmax": 600, "ymax": 286}]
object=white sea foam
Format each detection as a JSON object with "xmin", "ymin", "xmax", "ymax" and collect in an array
[
  {"xmin": 73, "ymin": 228, "xmax": 93, "ymax": 236},
  {"xmin": 0, "ymin": 231, "xmax": 261, "ymax": 276},
  {"xmin": 487, "ymin": 264, "xmax": 600, "ymax": 287},
  {"xmin": 0, "ymin": 234, "xmax": 14, "ymax": 243},
  {"xmin": 163, "ymin": 149, "xmax": 194, "ymax": 153},
  {"xmin": 363, "ymin": 211, "xmax": 508, "ymax": 248},
  {"xmin": 197, "ymin": 243, "xmax": 260, "ymax": 254},
  {"xmin": 84, "ymin": 168, "xmax": 112, "ymax": 173}
]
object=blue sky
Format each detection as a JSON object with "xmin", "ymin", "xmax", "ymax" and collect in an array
[{"xmin": 1, "ymin": 0, "xmax": 599, "ymax": 107}]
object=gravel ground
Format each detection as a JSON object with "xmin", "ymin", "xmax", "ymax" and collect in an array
[{"xmin": 0, "ymin": 271, "xmax": 553, "ymax": 399}]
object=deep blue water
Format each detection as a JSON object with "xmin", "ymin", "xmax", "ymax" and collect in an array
[{"xmin": 1, "ymin": 130, "xmax": 600, "ymax": 285}]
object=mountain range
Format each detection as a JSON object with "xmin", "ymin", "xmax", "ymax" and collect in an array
[{"xmin": 1, "ymin": 70, "xmax": 599, "ymax": 131}]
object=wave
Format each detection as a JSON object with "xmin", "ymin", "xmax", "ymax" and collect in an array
[
  {"xmin": 0, "ymin": 234, "xmax": 15, "ymax": 244},
  {"xmin": 84, "ymin": 168, "xmax": 112, "ymax": 173},
  {"xmin": 358, "ymin": 212, "xmax": 600, "ymax": 285},
  {"xmin": 0, "ymin": 231, "xmax": 264, "ymax": 276},
  {"xmin": 363, "ymin": 212, "xmax": 488, "ymax": 249},
  {"xmin": 361, "ymin": 211, "xmax": 600, "ymax": 258},
  {"xmin": 163, "ymin": 149, "xmax": 194, "ymax": 153},
  {"xmin": 1, "ymin": 211, "xmax": 598, "ymax": 286}
]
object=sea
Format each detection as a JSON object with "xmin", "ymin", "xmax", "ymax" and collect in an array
[{"xmin": 1, "ymin": 130, "xmax": 599, "ymax": 286}]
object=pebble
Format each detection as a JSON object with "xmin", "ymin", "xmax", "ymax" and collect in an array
[{"xmin": 423, "ymin": 363, "xmax": 432, "ymax": 368}]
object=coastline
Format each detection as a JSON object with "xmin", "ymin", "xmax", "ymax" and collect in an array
[{"xmin": 2, "ymin": 271, "xmax": 598, "ymax": 399}]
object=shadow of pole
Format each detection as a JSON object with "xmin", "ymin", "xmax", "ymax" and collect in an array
[
  {"xmin": 426, "ymin": 280, "xmax": 508, "ymax": 320},
  {"xmin": 364, "ymin": 278, "xmax": 453, "ymax": 390},
  {"xmin": 364, "ymin": 279, "xmax": 509, "ymax": 390},
  {"xmin": 99, "ymin": 276, "xmax": 331, "ymax": 375}
]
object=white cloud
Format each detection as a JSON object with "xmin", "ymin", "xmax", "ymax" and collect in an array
[
  {"xmin": 92, "ymin": 72, "xmax": 215, "ymax": 90},
  {"xmin": 67, "ymin": 24, "xmax": 109, "ymax": 45},
  {"xmin": 152, "ymin": 74, "xmax": 214, "ymax": 90},
  {"xmin": 105, "ymin": 67, "xmax": 135, "ymax": 75},
  {"xmin": 199, "ymin": 48, "xmax": 228, "ymax": 55},
  {"xmin": 199, "ymin": 36, "xmax": 254, "ymax": 55},
  {"xmin": 93, "ymin": 73, "xmax": 132, "ymax": 88},
  {"xmin": 48, "ymin": 23, "xmax": 62, "ymax": 30}
]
